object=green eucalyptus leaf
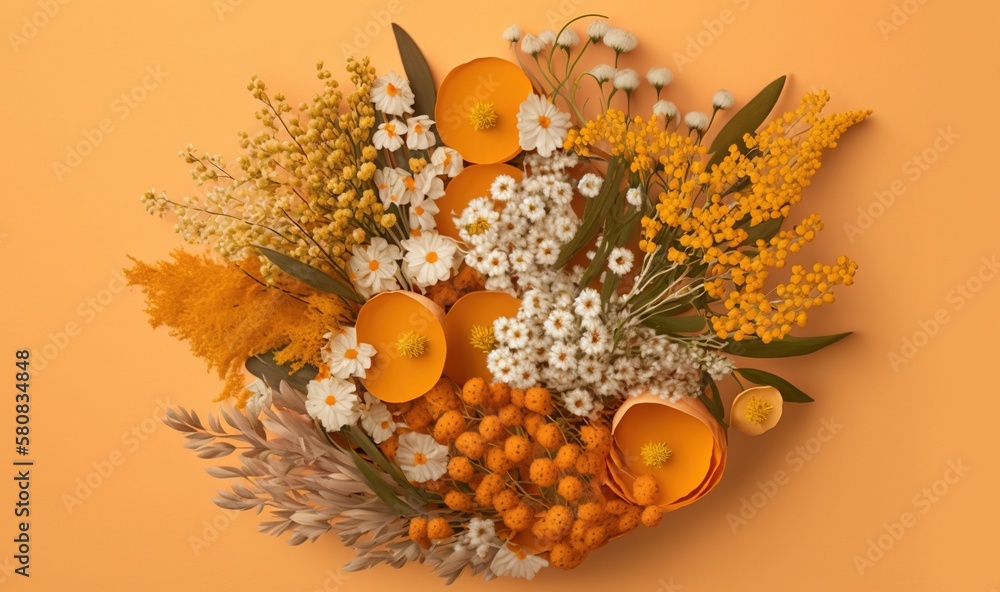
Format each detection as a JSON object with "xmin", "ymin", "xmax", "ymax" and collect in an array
[
  {"xmin": 724, "ymin": 332, "xmax": 852, "ymax": 358},
  {"xmin": 257, "ymin": 246, "xmax": 363, "ymax": 303},
  {"xmin": 707, "ymin": 75, "xmax": 786, "ymax": 169},
  {"xmin": 245, "ymin": 351, "xmax": 317, "ymax": 393},
  {"xmin": 392, "ymin": 24, "xmax": 437, "ymax": 124},
  {"xmin": 736, "ymin": 368, "xmax": 814, "ymax": 403},
  {"xmin": 699, "ymin": 376, "xmax": 727, "ymax": 427},
  {"xmin": 739, "ymin": 216, "xmax": 784, "ymax": 247},
  {"xmin": 643, "ymin": 313, "xmax": 707, "ymax": 334}
]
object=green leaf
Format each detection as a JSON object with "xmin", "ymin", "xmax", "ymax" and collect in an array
[
  {"xmin": 556, "ymin": 156, "xmax": 625, "ymax": 268},
  {"xmin": 343, "ymin": 426, "xmax": 439, "ymax": 503},
  {"xmin": 392, "ymin": 24, "xmax": 437, "ymax": 123},
  {"xmin": 707, "ymin": 75, "xmax": 786, "ymax": 169},
  {"xmin": 738, "ymin": 216, "xmax": 784, "ymax": 247},
  {"xmin": 643, "ymin": 313, "xmax": 707, "ymax": 334},
  {"xmin": 344, "ymin": 447, "xmax": 415, "ymax": 516},
  {"xmin": 257, "ymin": 246, "xmax": 363, "ymax": 303},
  {"xmin": 699, "ymin": 376, "xmax": 727, "ymax": 428},
  {"xmin": 723, "ymin": 332, "xmax": 852, "ymax": 358},
  {"xmin": 245, "ymin": 351, "xmax": 317, "ymax": 393},
  {"xmin": 736, "ymin": 368, "xmax": 814, "ymax": 403}
]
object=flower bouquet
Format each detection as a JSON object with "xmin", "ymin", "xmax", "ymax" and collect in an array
[{"xmin": 127, "ymin": 15, "xmax": 869, "ymax": 581}]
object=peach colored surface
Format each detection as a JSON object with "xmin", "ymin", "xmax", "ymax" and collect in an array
[{"xmin": 1, "ymin": 0, "xmax": 997, "ymax": 590}]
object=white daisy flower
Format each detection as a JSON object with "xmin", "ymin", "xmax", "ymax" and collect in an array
[
  {"xmin": 579, "ymin": 326, "xmax": 609, "ymax": 356},
  {"xmin": 589, "ymin": 64, "xmax": 617, "ymax": 84},
  {"xmin": 406, "ymin": 116, "xmax": 436, "ymax": 150},
  {"xmin": 573, "ymin": 288, "xmax": 602, "ymax": 319},
  {"xmin": 396, "ymin": 432, "xmax": 449, "ymax": 482},
  {"xmin": 713, "ymin": 89, "xmax": 735, "ymax": 110},
  {"xmin": 586, "ymin": 20, "xmax": 610, "ymax": 42},
  {"xmin": 684, "ymin": 111, "xmax": 711, "ymax": 132},
  {"xmin": 430, "ymin": 146, "xmax": 463, "ymax": 177},
  {"xmin": 626, "ymin": 187, "xmax": 643, "ymax": 207},
  {"xmin": 305, "ymin": 377, "xmax": 361, "ymax": 432},
  {"xmin": 578, "ymin": 173, "xmax": 604, "ymax": 198},
  {"xmin": 503, "ymin": 24, "xmax": 522, "ymax": 43},
  {"xmin": 483, "ymin": 249, "xmax": 510, "ymax": 277},
  {"xmin": 516, "ymin": 94, "xmax": 571, "ymax": 157},
  {"xmin": 562, "ymin": 388, "xmax": 595, "ymax": 417},
  {"xmin": 490, "ymin": 542, "xmax": 548, "ymax": 580},
  {"xmin": 603, "ymin": 27, "xmax": 637, "ymax": 53},
  {"xmin": 401, "ymin": 231, "xmax": 457, "ymax": 288},
  {"xmin": 324, "ymin": 327, "xmax": 377, "ymax": 380},
  {"xmin": 490, "ymin": 175, "xmax": 518, "ymax": 201},
  {"xmin": 371, "ymin": 71, "xmax": 415, "ymax": 116},
  {"xmin": 547, "ymin": 341, "xmax": 577, "ymax": 371},
  {"xmin": 349, "ymin": 237, "xmax": 402, "ymax": 295},
  {"xmin": 555, "ymin": 29, "xmax": 579, "ymax": 48},
  {"xmin": 244, "ymin": 379, "xmax": 272, "ymax": 417},
  {"xmin": 418, "ymin": 168, "xmax": 446, "ymax": 201},
  {"xmin": 608, "ymin": 247, "xmax": 634, "ymax": 276},
  {"xmin": 383, "ymin": 168, "xmax": 423, "ymax": 207},
  {"xmin": 653, "ymin": 100, "xmax": 678, "ymax": 120},
  {"xmin": 646, "ymin": 67, "xmax": 674, "ymax": 90},
  {"xmin": 408, "ymin": 194, "xmax": 440, "ymax": 231},
  {"xmin": 520, "ymin": 34, "xmax": 544, "ymax": 56},
  {"xmin": 375, "ymin": 167, "xmax": 403, "ymax": 207},
  {"xmin": 359, "ymin": 392, "xmax": 395, "ymax": 444},
  {"xmin": 372, "ymin": 120, "xmax": 405, "ymax": 151},
  {"xmin": 543, "ymin": 309, "xmax": 574, "ymax": 340},
  {"xmin": 612, "ymin": 68, "xmax": 640, "ymax": 92}
]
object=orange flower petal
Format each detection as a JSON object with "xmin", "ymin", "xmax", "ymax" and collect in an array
[
  {"xmin": 355, "ymin": 291, "xmax": 447, "ymax": 403},
  {"xmin": 730, "ymin": 386, "xmax": 784, "ymax": 436},
  {"xmin": 434, "ymin": 163, "xmax": 523, "ymax": 239},
  {"xmin": 443, "ymin": 291, "xmax": 521, "ymax": 387},
  {"xmin": 435, "ymin": 57, "xmax": 533, "ymax": 165}
]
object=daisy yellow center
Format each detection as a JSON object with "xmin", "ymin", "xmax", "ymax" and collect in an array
[
  {"xmin": 640, "ymin": 441, "xmax": 672, "ymax": 468},
  {"xmin": 469, "ymin": 324, "xmax": 497, "ymax": 353},
  {"xmin": 414, "ymin": 205, "xmax": 424, "ymax": 216},
  {"xmin": 537, "ymin": 114, "xmax": 551, "ymax": 129},
  {"xmin": 344, "ymin": 348, "xmax": 359, "ymax": 360},
  {"xmin": 507, "ymin": 542, "xmax": 527, "ymax": 560},
  {"xmin": 368, "ymin": 259, "xmax": 380, "ymax": 271},
  {"xmin": 324, "ymin": 395, "xmax": 338, "ymax": 406},
  {"xmin": 465, "ymin": 217, "xmax": 491, "ymax": 236},
  {"xmin": 411, "ymin": 227, "xmax": 423, "ymax": 237},
  {"xmin": 396, "ymin": 331, "xmax": 428, "ymax": 358},
  {"xmin": 425, "ymin": 251, "xmax": 439, "ymax": 263},
  {"xmin": 386, "ymin": 83, "xmax": 399, "ymax": 96},
  {"xmin": 744, "ymin": 395, "xmax": 773, "ymax": 426},
  {"xmin": 468, "ymin": 101, "xmax": 499, "ymax": 131},
  {"xmin": 404, "ymin": 176, "xmax": 416, "ymax": 191},
  {"xmin": 414, "ymin": 123, "xmax": 424, "ymax": 134},
  {"xmin": 384, "ymin": 123, "xmax": 397, "ymax": 136},
  {"xmin": 413, "ymin": 452, "xmax": 428, "ymax": 465},
  {"xmin": 380, "ymin": 420, "xmax": 390, "ymax": 429}
]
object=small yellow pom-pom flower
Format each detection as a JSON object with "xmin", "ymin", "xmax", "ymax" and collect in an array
[
  {"xmin": 498, "ymin": 404, "xmax": 523, "ymax": 427},
  {"xmin": 455, "ymin": 431, "xmax": 487, "ymax": 459},
  {"xmin": 433, "ymin": 410, "xmax": 466, "ymax": 444},
  {"xmin": 443, "ymin": 490, "xmax": 474, "ymax": 511},
  {"xmin": 485, "ymin": 447, "xmax": 512, "ymax": 473},
  {"xmin": 524, "ymin": 387, "xmax": 554, "ymax": 415},
  {"xmin": 448, "ymin": 456, "xmax": 474, "ymax": 482},
  {"xmin": 408, "ymin": 516, "xmax": 429, "ymax": 546},
  {"xmin": 557, "ymin": 476, "xmax": 584, "ymax": 502},
  {"xmin": 503, "ymin": 502, "xmax": 534, "ymax": 532},
  {"xmin": 554, "ymin": 444, "xmax": 582, "ymax": 470},
  {"xmin": 549, "ymin": 542, "xmax": 584, "ymax": 570},
  {"xmin": 510, "ymin": 388, "xmax": 526, "ymax": 408},
  {"xmin": 577, "ymin": 502, "xmax": 605, "ymax": 522},
  {"xmin": 488, "ymin": 382, "xmax": 511, "ymax": 408},
  {"xmin": 478, "ymin": 415, "xmax": 505, "ymax": 441},
  {"xmin": 641, "ymin": 505, "xmax": 664, "ymax": 527},
  {"xmin": 503, "ymin": 435, "xmax": 531, "ymax": 463},
  {"xmin": 427, "ymin": 517, "xmax": 454, "ymax": 540},
  {"xmin": 632, "ymin": 475, "xmax": 660, "ymax": 506},
  {"xmin": 529, "ymin": 457, "xmax": 558, "ymax": 487},
  {"xmin": 462, "ymin": 377, "xmax": 487, "ymax": 406},
  {"xmin": 492, "ymin": 489, "xmax": 520, "ymax": 513},
  {"xmin": 533, "ymin": 422, "xmax": 564, "ymax": 450}
]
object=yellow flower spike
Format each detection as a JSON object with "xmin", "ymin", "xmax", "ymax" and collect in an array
[
  {"xmin": 468, "ymin": 101, "xmax": 499, "ymax": 131},
  {"xmin": 468, "ymin": 324, "xmax": 496, "ymax": 353},
  {"xmin": 396, "ymin": 331, "xmax": 429, "ymax": 359},
  {"xmin": 730, "ymin": 386, "xmax": 784, "ymax": 436},
  {"xmin": 640, "ymin": 441, "xmax": 672, "ymax": 468}
]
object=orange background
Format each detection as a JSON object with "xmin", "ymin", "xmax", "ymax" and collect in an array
[{"xmin": 1, "ymin": 0, "xmax": 997, "ymax": 590}]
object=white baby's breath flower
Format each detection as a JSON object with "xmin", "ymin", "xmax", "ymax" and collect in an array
[
  {"xmin": 305, "ymin": 377, "xmax": 361, "ymax": 432},
  {"xmin": 608, "ymin": 247, "xmax": 634, "ymax": 276},
  {"xmin": 589, "ymin": 64, "xmax": 617, "ymax": 84},
  {"xmin": 547, "ymin": 341, "xmax": 577, "ymax": 371},
  {"xmin": 646, "ymin": 67, "xmax": 674, "ymax": 90},
  {"xmin": 396, "ymin": 432, "xmax": 449, "ymax": 482},
  {"xmin": 467, "ymin": 518, "xmax": 498, "ymax": 547},
  {"xmin": 574, "ymin": 288, "xmax": 602, "ymax": 319},
  {"xmin": 713, "ymin": 89, "xmax": 735, "ymax": 110},
  {"xmin": 579, "ymin": 326, "xmax": 609, "ymax": 356},
  {"xmin": 653, "ymin": 100, "xmax": 678, "ymax": 120},
  {"xmin": 555, "ymin": 29, "xmax": 579, "ymax": 48},
  {"xmin": 603, "ymin": 27, "xmax": 637, "ymax": 53},
  {"xmin": 578, "ymin": 173, "xmax": 604, "ymax": 198},
  {"xmin": 684, "ymin": 111, "xmax": 711, "ymax": 131},
  {"xmin": 517, "ymin": 94, "xmax": 571, "ymax": 157},
  {"xmin": 371, "ymin": 71, "xmax": 415, "ymax": 116},
  {"xmin": 520, "ymin": 34, "xmax": 544, "ymax": 56},
  {"xmin": 503, "ymin": 24, "xmax": 523, "ymax": 43},
  {"xmin": 612, "ymin": 68, "xmax": 640, "ymax": 92},
  {"xmin": 406, "ymin": 115, "xmax": 436, "ymax": 150},
  {"xmin": 587, "ymin": 20, "xmax": 610, "ymax": 42},
  {"xmin": 490, "ymin": 175, "xmax": 518, "ymax": 201},
  {"xmin": 626, "ymin": 187, "xmax": 643, "ymax": 207}
]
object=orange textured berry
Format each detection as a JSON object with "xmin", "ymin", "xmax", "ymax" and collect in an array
[
  {"xmin": 448, "ymin": 456, "xmax": 474, "ymax": 482},
  {"xmin": 455, "ymin": 431, "xmax": 487, "ymax": 459},
  {"xmin": 408, "ymin": 516, "xmax": 428, "ymax": 541},
  {"xmin": 632, "ymin": 475, "xmax": 660, "ymax": 506},
  {"xmin": 433, "ymin": 410, "xmax": 466, "ymax": 444},
  {"xmin": 524, "ymin": 387, "xmax": 555, "ymax": 415},
  {"xmin": 427, "ymin": 517, "xmax": 454, "ymax": 540},
  {"xmin": 444, "ymin": 490, "xmax": 474, "ymax": 511},
  {"xmin": 618, "ymin": 506, "xmax": 642, "ymax": 533},
  {"xmin": 503, "ymin": 435, "xmax": 531, "ymax": 463},
  {"xmin": 580, "ymin": 425, "xmax": 612, "ymax": 454},
  {"xmin": 533, "ymin": 422, "xmax": 564, "ymax": 450},
  {"xmin": 575, "ymin": 450, "xmax": 604, "ymax": 475},
  {"xmin": 545, "ymin": 505, "xmax": 574, "ymax": 540},
  {"xmin": 641, "ymin": 505, "xmax": 664, "ymax": 527},
  {"xmin": 492, "ymin": 489, "xmax": 520, "ymax": 513},
  {"xmin": 557, "ymin": 476, "xmax": 584, "ymax": 502},
  {"xmin": 583, "ymin": 524, "xmax": 607, "ymax": 549},
  {"xmin": 503, "ymin": 502, "xmax": 534, "ymax": 532},
  {"xmin": 488, "ymin": 382, "xmax": 511, "ymax": 408},
  {"xmin": 549, "ymin": 542, "xmax": 584, "ymax": 570},
  {"xmin": 378, "ymin": 435, "xmax": 399, "ymax": 461},
  {"xmin": 478, "ymin": 415, "xmax": 505, "ymax": 441},
  {"xmin": 497, "ymin": 404, "xmax": 523, "ymax": 427},
  {"xmin": 424, "ymin": 378, "xmax": 461, "ymax": 418},
  {"xmin": 577, "ymin": 502, "xmax": 605, "ymax": 522},
  {"xmin": 475, "ymin": 474, "xmax": 505, "ymax": 506},
  {"xmin": 404, "ymin": 403, "xmax": 433, "ymax": 431},
  {"xmin": 605, "ymin": 499, "xmax": 629, "ymax": 516},
  {"xmin": 529, "ymin": 457, "xmax": 558, "ymax": 487},
  {"xmin": 554, "ymin": 444, "xmax": 582, "ymax": 470},
  {"xmin": 510, "ymin": 388, "xmax": 526, "ymax": 408},
  {"xmin": 522, "ymin": 412, "xmax": 545, "ymax": 436},
  {"xmin": 462, "ymin": 377, "xmax": 488, "ymax": 406},
  {"xmin": 485, "ymin": 446, "xmax": 512, "ymax": 473}
]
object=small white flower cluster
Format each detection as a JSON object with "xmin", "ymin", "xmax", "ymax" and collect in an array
[{"xmin": 453, "ymin": 517, "xmax": 501, "ymax": 562}]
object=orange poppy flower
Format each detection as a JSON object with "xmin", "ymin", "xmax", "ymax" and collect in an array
[
  {"xmin": 434, "ymin": 163, "xmax": 523, "ymax": 239},
  {"xmin": 730, "ymin": 386, "xmax": 783, "ymax": 436},
  {"xmin": 443, "ymin": 291, "xmax": 521, "ymax": 386},
  {"xmin": 435, "ymin": 57, "xmax": 533, "ymax": 164},
  {"xmin": 606, "ymin": 393, "xmax": 727, "ymax": 511},
  {"xmin": 355, "ymin": 291, "xmax": 447, "ymax": 403}
]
